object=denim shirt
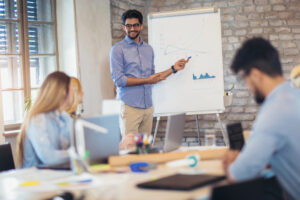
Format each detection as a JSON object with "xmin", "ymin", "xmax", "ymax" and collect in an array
[
  {"xmin": 22, "ymin": 111, "xmax": 72, "ymax": 168},
  {"xmin": 230, "ymin": 82, "xmax": 300, "ymax": 199},
  {"xmin": 110, "ymin": 36, "xmax": 155, "ymax": 109}
]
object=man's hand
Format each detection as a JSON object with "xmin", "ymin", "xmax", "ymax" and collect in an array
[
  {"xmin": 157, "ymin": 71, "xmax": 170, "ymax": 81},
  {"xmin": 222, "ymin": 150, "xmax": 240, "ymax": 175},
  {"xmin": 147, "ymin": 73, "xmax": 165, "ymax": 84},
  {"xmin": 174, "ymin": 58, "xmax": 190, "ymax": 71},
  {"xmin": 119, "ymin": 133, "xmax": 135, "ymax": 150}
]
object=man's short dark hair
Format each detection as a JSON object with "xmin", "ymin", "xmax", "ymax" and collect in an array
[
  {"xmin": 230, "ymin": 37, "xmax": 282, "ymax": 77},
  {"xmin": 122, "ymin": 9, "xmax": 143, "ymax": 25}
]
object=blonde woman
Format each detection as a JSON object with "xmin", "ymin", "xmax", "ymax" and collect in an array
[
  {"xmin": 66, "ymin": 77, "xmax": 83, "ymax": 118},
  {"xmin": 290, "ymin": 65, "xmax": 300, "ymax": 89},
  {"xmin": 17, "ymin": 71, "xmax": 74, "ymax": 168}
]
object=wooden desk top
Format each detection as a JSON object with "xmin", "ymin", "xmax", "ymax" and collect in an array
[
  {"xmin": 0, "ymin": 159, "xmax": 225, "ymax": 200},
  {"xmin": 111, "ymin": 146, "xmax": 228, "ymax": 166}
]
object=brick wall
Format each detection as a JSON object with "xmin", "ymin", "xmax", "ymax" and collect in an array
[{"xmin": 110, "ymin": 0, "xmax": 300, "ymax": 145}]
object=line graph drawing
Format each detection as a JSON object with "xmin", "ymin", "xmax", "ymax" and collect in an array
[{"xmin": 162, "ymin": 44, "xmax": 207, "ymax": 56}]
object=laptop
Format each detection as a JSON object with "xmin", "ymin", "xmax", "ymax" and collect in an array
[
  {"xmin": 83, "ymin": 114, "xmax": 120, "ymax": 163},
  {"xmin": 37, "ymin": 114, "xmax": 120, "ymax": 170},
  {"xmin": 152, "ymin": 113, "xmax": 186, "ymax": 153}
]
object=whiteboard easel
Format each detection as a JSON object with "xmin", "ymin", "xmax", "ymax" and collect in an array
[{"xmin": 148, "ymin": 7, "xmax": 228, "ymax": 146}]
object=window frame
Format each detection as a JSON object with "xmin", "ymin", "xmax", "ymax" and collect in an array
[{"xmin": 0, "ymin": 0, "xmax": 59, "ymax": 131}]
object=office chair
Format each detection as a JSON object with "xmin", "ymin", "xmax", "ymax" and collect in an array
[
  {"xmin": 0, "ymin": 143, "xmax": 15, "ymax": 172},
  {"xmin": 211, "ymin": 177, "xmax": 284, "ymax": 200}
]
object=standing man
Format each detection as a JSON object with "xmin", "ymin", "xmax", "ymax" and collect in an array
[
  {"xmin": 110, "ymin": 9, "xmax": 188, "ymax": 138},
  {"xmin": 223, "ymin": 37, "xmax": 300, "ymax": 200}
]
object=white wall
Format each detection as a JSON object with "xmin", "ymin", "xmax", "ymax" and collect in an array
[
  {"xmin": 56, "ymin": 0, "xmax": 114, "ymax": 117},
  {"xmin": 0, "ymin": 75, "xmax": 4, "ymax": 143},
  {"xmin": 74, "ymin": 0, "xmax": 114, "ymax": 116},
  {"xmin": 56, "ymin": 0, "xmax": 78, "ymax": 77}
]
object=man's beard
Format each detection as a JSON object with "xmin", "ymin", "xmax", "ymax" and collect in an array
[
  {"xmin": 254, "ymin": 89, "xmax": 265, "ymax": 105},
  {"xmin": 128, "ymin": 30, "xmax": 140, "ymax": 40}
]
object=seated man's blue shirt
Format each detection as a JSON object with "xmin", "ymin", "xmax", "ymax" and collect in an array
[
  {"xmin": 230, "ymin": 82, "xmax": 300, "ymax": 199},
  {"xmin": 110, "ymin": 36, "xmax": 155, "ymax": 109},
  {"xmin": 23, "ymin": 111, "xmax": 72, "ymax": 168}
]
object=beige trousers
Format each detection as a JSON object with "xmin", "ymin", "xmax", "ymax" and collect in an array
[{"xmin": 119, "ymin": 103, "xmax": 154, "ymax": 137}]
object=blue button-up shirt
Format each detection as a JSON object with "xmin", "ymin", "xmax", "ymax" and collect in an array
[
  {"xmin": 230, "ymin": 82, "xmax": 300, "ymax": 199},
  {"xmin": 23, "ymin": 111, "xmax": 72, "ymax": 168},
  {"xmin": 110, "ymin": 36, "xmax": 155, "ymax": 109}
]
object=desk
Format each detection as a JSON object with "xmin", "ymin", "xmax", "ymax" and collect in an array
[
  {"xmin": 0, "ymin": 159, "xmax": 225, "ymax": 200},
  {"xmin": 0, "ymin": 146, "xmax": 228, "ymax": 200}
]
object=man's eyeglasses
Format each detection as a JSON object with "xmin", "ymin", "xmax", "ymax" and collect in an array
[
  {"xmin": 236, "ymin": 71, "xmax": 247, "ymax": 82},
  {"xmin": 124, "ymin": 23, "xmax": 140, "ymax": 29}
]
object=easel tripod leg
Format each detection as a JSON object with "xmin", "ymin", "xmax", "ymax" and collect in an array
[{"xmin": 195, "ymin": 115, "xmax": 201, "ymax": 145}]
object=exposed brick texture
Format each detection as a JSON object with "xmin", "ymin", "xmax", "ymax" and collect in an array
[{"xmin": 110, "ymin": 0, "xmax": 300, "ymax": 145}]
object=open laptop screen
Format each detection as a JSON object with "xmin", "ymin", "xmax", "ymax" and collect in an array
[
  {"xmin": 83, "ymin": 115, "xmax": 120, "ymax": 164},
  {"xmin": 163, "ymin": 113, "xmax": 186, "ymax": 152}
]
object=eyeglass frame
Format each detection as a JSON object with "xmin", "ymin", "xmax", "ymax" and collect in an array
[
  {"xmin": 124, "ymin": 23, "xmax": 141, "ymax": 29},
  {"xmin": 236, "ymin": 69, "xmax": 251, "ymax": 82}
]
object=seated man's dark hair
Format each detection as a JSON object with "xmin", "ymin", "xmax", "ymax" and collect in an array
[
  {"xmin": 230, "ymin": 37, "xmax": 282, "ymax": 77},
  {"xmin": 122, "ymin": 9, "xmax": 143, "ymax": 25}
]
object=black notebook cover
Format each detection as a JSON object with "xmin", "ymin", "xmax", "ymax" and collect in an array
[{"xmin": 137, "ymin": 174, "xmax": 225, "ymax": 191}]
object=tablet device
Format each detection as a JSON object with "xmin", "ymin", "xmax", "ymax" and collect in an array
[
  {"xmin": 37, "ymin": 161, "xmax": 71, "ymax": 170},
  {"xmin": 137, "ymin": 174, "xmax": 225, "ymax": 190},
  {"xmin": 226, "ymin": 122, "xmax": 245, "ymax": 150}
]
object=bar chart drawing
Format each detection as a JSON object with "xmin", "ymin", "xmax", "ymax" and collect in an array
[{"xmin": 193, "ymin": 73, "xmax": 216, "ymax": 80}]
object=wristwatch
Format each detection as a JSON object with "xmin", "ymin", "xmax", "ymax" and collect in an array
[{"xmin": 171, "ymin": 65, "xmax": 177, "ymax": 73}]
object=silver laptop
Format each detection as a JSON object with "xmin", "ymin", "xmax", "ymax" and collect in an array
[
  {"xmin": 83, "ymin": 114, "xmax": 120, "ymax": 164},
  {"xmin": 153, "ymin": 113, "xmax": 186, "ymax": 152},
  {"xmin": 37, "ymin": 114, "xmax": 120, "ymax": 170}
]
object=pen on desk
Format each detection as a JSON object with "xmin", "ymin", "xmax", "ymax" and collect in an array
[
  {"xmin": 148, "ymin": 135, "xmax": 153, "ymax": 144},
  {"xmin": 143, "ymin": 135, "xmax": 148, "ymax": 145},
  {"xmin": 77, "ymin": 179, "xmax": 93, "ymax": 183},
  {"xmin": 57, "ymin": 178, "xmax": 93, "ymax": 186}
]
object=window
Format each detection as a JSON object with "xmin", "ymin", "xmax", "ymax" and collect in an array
[{"xmin": 0, "ymin": 0, "xmax": 58, "ymax": 128}]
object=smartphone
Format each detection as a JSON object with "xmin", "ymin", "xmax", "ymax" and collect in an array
[{"xmin": 226, "ymin": 122, "xmax": 245, "ymax": 150}]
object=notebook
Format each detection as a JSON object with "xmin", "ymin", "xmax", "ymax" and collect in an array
[{"xmin": 137, "ymin": 174, "xmax": 225, "ymax": 190}]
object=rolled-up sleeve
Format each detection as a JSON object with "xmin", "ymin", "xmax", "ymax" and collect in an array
[
  {"xmin": 110, "ymin": 45, "xmax": 127, "ymax": 87},
  {"xmin": 151, "ymin": 48, "xmax": 155, "ymax": 75}
]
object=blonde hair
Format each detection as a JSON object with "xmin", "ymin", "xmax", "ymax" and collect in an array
[
  {"xmin": 290, "ymin": 65, "xmax": 300, "ymax": 89},
  {"xmin": 17, "ymin": 71, "xmax": 71, "ymax": 167},
  {"xmin": 66, "ymin": 77, "xmax": 83, "ymax": 117}
]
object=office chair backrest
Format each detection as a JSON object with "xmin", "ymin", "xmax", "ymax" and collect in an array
[
  {"xmin": 211, "ymin": 178, "xmax": 264, "ymax": 200},
  {"xmin": 0, "ymin": 143, "xmax": 15, "ymax": 172},
  {"xmin": 211, "ymin": 177, "xmax": 284, "ymax": 200}
]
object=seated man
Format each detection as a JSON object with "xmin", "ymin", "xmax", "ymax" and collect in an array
[{"xmin": 223, "ymin": 37, "xmax": 300, "ymax": 200}]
